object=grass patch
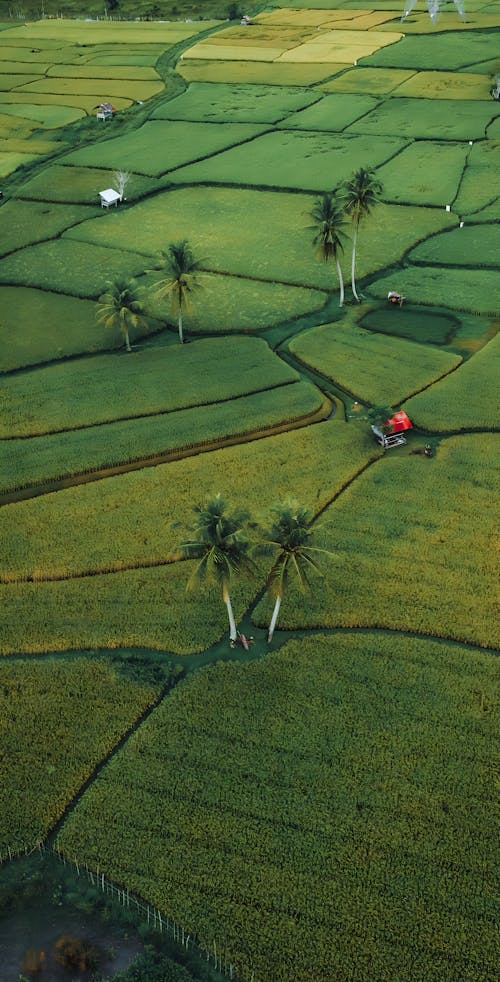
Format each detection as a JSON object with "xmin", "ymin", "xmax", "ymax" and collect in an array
[
  {"xmin": 319, "ymin": 66, "xmax": 414, "ymax": 94},
  {"xmin": 0, "ymin": 200, "xmax": 98, "ymax": 257},
  {"xmin": 277, "ymin": 92, "xmax": 379, "ymax": 131},
  {"xmin": 0, "ymin": 149, "xmax": 39, "ymax": 176},
  {"xmin": 19, "ymin": 76, "xmax": 164, "ymax": 101},
  {"xmin": 0, "ymin": 655, "xmax": 165, "ymax": 854},
  {"xmin": 3, "ymin": 19, "xmax": 220, "ymax": 45},
  {"xmin": 0, "ymin": 73, "xmax": 42, "ymax": 89},
  {"xmin": 62, "ymin": 120, "xmax": 270, "ymax": 178},
  {"xmin": 360, "ymin": 306, "xmax": 458, "ymax": 344},
  {"xmin": 0, "ymin": 287, "xmax": 100, "ymax": 372},
  {"xmin": 253, "ymin": 433, "xmax": 499, "ymax": 649},
  {"xmin": 0, "ymin": 100, "xmax": 85, "ymax": 126},
  {"xmin": 0, "ymin": 239, "xmax": 148, "ymax": 298},
  {"xmin": 454, "ymin": 141, "xmax": 500, "ymax": 216},
  {"xmin": 290, "ymin": 320, "xmax": 461, "ymax": 404},
  {"xmin": 167, "ymin": 130, "xmax": 408, "ymax": 191},
  {"xmin": 348, "ymin": 97, "xmax": 497, "ymax": 140},
  {"xmin": 56, "ymin": 635, "xmax": 499, "ymax": 982},
  {"xmin": 0, "ymin": 337, "xmax": 299, "ymax": 437},
  {"xmin": 46, "ymin": 63, "xmax": 161, "ymax": 81},
  {"xmin": 363, "ymin": 30, "xmax": 499, "ymax": 70},
  {"xmin": 405, "ymin": 330, "xmax": 500, "ymax": 431},
  {"xmin": 377, "ymin": 141, "xmax": 468, "ymax": 207},
  {"xmin": 409, "ymin": 224, "xmax": 500, "ymax": 267},
  {"xmin": 0, "ymin": 90, "xmax": 133, "ymax": 112},
  {"xmin": 177, "ymin": 60, "xmax": 343, "ymax": 86},
  {"xmin": 151, "ymin": 82, "xmax": 318, "ymax": 125},
  {"xmin": 368, "ymin": 267, "xmax": 500, "ymax": 316},
  {"xmin": 16, "ymin": 163, "xmax": 160, "ymax": 204},
  {"xmin": 0, "ymin": 380, "xmax": 325, "ymax": 495}
]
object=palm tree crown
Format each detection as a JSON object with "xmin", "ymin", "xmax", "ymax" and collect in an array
[
  {"xmin": 342, "ymin": 168, "xmax": 383, "ymax": 302},
  {"xmin": 97, "ymin": 278, "xmax": 149, "ymax": 352},
  {"xmin": 181, "ymin": 495, "xmax": 254, "ymax": 641},
  {"xmin": 151, "ymin": 240, "xmax": 202, "ymax": 343},
  {"xmin": 309, "ymin": 192, "xmax": 349, "ymax": 306}
]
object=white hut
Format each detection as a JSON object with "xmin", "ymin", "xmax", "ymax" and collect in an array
[{"xmin": 99, "ymin": 188, "xmax": 122, "ymax": 209}]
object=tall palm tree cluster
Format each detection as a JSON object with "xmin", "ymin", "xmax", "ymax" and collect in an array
[
  {"xmin": 309, "ymin": 167, "xmax": 383, "ymax": 307},
  {"xmin": 180, "ymin": 495, "xmax": 333, "ymax": 644}
]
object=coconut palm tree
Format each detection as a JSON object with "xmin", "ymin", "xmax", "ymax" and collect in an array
[
  {"xmin": 150, "ymin": 240, "xmax": 202, "ymax": 343},
  {"xmin": 309, "ymin": 192, "xmax": 349, "ymax": 307},
  {"xmin": 343, "ymin": 167, "xmax": 383, "ymax": 302},
  {"xmin": 258, "ymin": 501, "xmax": 334, "ymax": 643},
  {"xmin": 181, "ymin": 495, "xmax": 254, "ymax": 643},
  {"xmin": 97, "ymin": 277, "xmax": 149, "ymax": 353}
]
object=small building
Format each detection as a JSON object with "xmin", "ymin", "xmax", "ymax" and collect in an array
[
  {"xmin": 96, "ymin": 102, "xmax": 115, "ymax": 120},
  {"xmin": 371, "ymin": 410, "xmax": 413, "ymax": 449},
  {"xmin": 99, "ymin": 188, "xmax": 122, "ymax": 209}
]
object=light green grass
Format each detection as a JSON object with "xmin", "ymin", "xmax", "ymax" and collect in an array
[
  {"xmin": 364, "ymin": 31, "xmax": 499, "ymax": 70},
  {"xmin": 0, "ymin": 337, "xmax": 299, "ymax": 437},
  {"xmin": 0, "ymin": 73, "xmax": 42, "ymax": 89},
  {"xmin": 409, "ymin": 224, "xmax": 500, "ymax": 267},
  {"xmin": 0, "ymin": 150, "xmax": 40, "ymax": 176},
  {"xmin": 62, "ymin": 120, "xmax": 270, "ymax": 178},
  {"xmin": 347, "ymin": 97, "xmax": 497, "ymax": 140},
  {"xmin": 253, "ymin": 433, "xmax": 499, "ymax": 649},
  {"xmin": 393, "ymin": 70, "xmax": 491, "ymax": 99},
  {"xmin": 0, "ymin": 381, "xmax": 325, "ymax": 495},
  {"xmin": 0, "ymin": 90, "xmax": 133, "ymax": 112},
  {"xmin": 377, "ymin": 141, "xmax": 468, "ymax": 207},
  {"xmin": 16, "ymin": 163, "xmax": 160, "ymax": 204},
  {"xmin": 405, "ymin": 331, "xmax": 500, "ymax": 431},
  {"xmin": 0, "ymin": 287, "xmax": 100, "ymax": 372},
  {"xmin": 0, "ymin": 655, "xmax": 163, "ymax": 854},
  {"xmin": 453, "ymin": 141, "xmax": 500, "ymax": 216},
  {"xmin": 0, "ymin": 239, "xmax": 148, "ymax": 298},
  {"xmin": 56, "ymin": 634, "xmax": 499, "ymax": 982},
  {"xmin": 4, "ymin": 19, "xmax": 220, "ymax": 45},
  {"xmin": 319, "ymin": 66, "xmax": 416, "ymax": 94},
  {"xmin": 0, "ymin": 60, "xmax": 52, "ymax": 74},
  {"xmin": 17, "ymin": 76, "xmax": 164, "ymax": 101},
  {"xmin": 277, "ymin": 92, "xmax": 380, "ymax": 131},
  {"xmin": 0, "ymin": 200, "xmax": 98, "ymax": 257},
  {"xmin": 289, "ymin": 320, "xmax": 461, "ymax": 404},
  {"xmin": 177, "ymin": 59, "xmax": 342, "ymax": 86},
  {"xmin": 64, "ymin": 187, "xmax": 455, "ymax": 290},
  {"xmin": 46, "ymin": 63, "xmax": 161, "ymax": 81},
  {"xmin": 167, "ymin": 130, "xmax": 408, "ymax": 191},
  {"xmin": 152, "ymin": 81, "xmax": 319, "ymax": 125},
  {"xmin": 0, "ymin": 100, "xmax": 85, "ymax": 126},
  {"xmin": 368, "ymin": 267, "xmax": 500, "ymax": 316}
]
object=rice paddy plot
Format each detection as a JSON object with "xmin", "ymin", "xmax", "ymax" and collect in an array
[
  {"xmin": 183, "ymin": 42, "xmax": 287, "ymax": 62},
  {"xmin": 177, "ymin": 59, "xmax": 344, "ymax": 86},
  {"xmin": 141, "ymin": 270, "xmax": 327, "ymax": 334},
  {"xmin": 17, "ymin": 77, "xmax": 165, "ymax": 102},
  {"xmin": 253, "ymin": 433, "xmax": 499, "ymax": 649},
  {"xmin": 409, "ymin": 224, "xmax": 500, "ymax": 267},
  {"xmin": 369, "ymin": 266, "xmax": 500, "ymax": 316},
  {"xmin": 0, "ymin": 287, "xmax": 99, "ymax": 372},
  {"xmin": 364, "ymin": 30, "xmax": 499, "ymax": 70},
  {"xmin": 16, "ymin": 163, "xmax": 160, "ymax": 204},
  {"xmin": 0, "ymin": 422, "xmax": 373, "ymax": 594},
  {"xmin": 86, "ymin": 55, "xmax": 161, "ymax": 68},
  {"xmin": 0, "ymin": 380, "xmax": 325, "ymax": 496},
  {"xmin": 0, "ymin": 656, "xmax": 163, "ymax": 852},
  {"xmin": 276, "ymin": 30, "xmax": 404, "ymax": 65},
  {"xmin": 0, "ymin": 74, "xmax": 42, "ymax": 90},
  {"xmin": 0, "ymin": 60, "xmax": 53, "ymax": 74},
  {"xmin": 347, "ymin": 97, "xmax": 498, "ymax": 140},
  {"xmin": 0, "ymin": 101, "xmax": 85, "ymax": 126},
  {"xmin": 167, "ymin": 130, "xmax": 408, "ymax": 192},
  {"xmin": 0, "ymin": 239, "xmax": 148, "ymax": 299},
  {"xmin": 393, "ymin": 70, "xmax": 492, "ymax": 99},
  {"xmin": 56, "ymin": 634, "xmax": 499, "ymax": 982},
  {"xmin": 62, "ymin": 120, "xmax": 270, "ymax": 178},
  {"xmin": 0, "ymin": 91, "xmax": 133, "ymax": 113},
  {"xmin": 453, "ymin": 140, "xmax": 500, "ymax": 215},
  {"xmin": 45, "ymin": 64, "xmax": 162, "ymax": 81},
  {"xmin": 377, "ymin": 141, "xmax": 468, "ymax": 207},
  {"xmin": 405, "ymin": 330, "xmax": 500, "ymax": 431},
  {"xmin": 290, "ymin": 320, "xmax": 461, "ymax": 405},
  {"xmin": 3, "ymin": 19, "xmax": 220, "ymax": 45},
  {"xmin": 0, "ymin": 150, "xmax": 39, "ymax": 177},
  {"xmin": 0, "ymin": 337, "xmax": 299, "ymax": 438},
  {"xmin": 151, "ymin": 82, "xmax": 319, "ymax": 125},
  {"xmin": 319, "ymin": 66, "xmax": 415, "ymax": 94},
  {"xmin": 1, "ymin": 137, "xmax": 61, "ymax": 155},
  {"xmin": 360, "ymin": 307, "xmax": 458, "ymax": 344},
  {"xmin": 384, "ymin": 10, "xmax": 500, "ymax": 32},
  {"xmin": 0, "ymin": 113, "xmax": 34, "ymax": 140},
  {"xmin": 0, "ymin": 200, "xmax": 99, "ymax": 259},
  {"xmin": 277, "ymin": 92, "xmax": 379, "ymax": 131}
]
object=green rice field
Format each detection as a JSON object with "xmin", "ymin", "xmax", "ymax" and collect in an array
[{"xmin": 0, "ymin": 6, "xmax": 498, "ymax": 980}]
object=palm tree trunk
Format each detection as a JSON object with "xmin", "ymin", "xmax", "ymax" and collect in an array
[
  {"xmin": 268, "ymin": 596, "xmax": 282, "ymax": 643},
  {"xmin": 335, "ymin": 256, "xmax": 345, "ymax": 307},
  {"xmin": 178, "ymin": 309, "xmax": 184, "ymax": 344},
  {"xmin": 223, "ymin": 586, "xmax": 237, "ymax": 641},
  {"xmin": 124, "ymin": 329, "xmax": 131, "ymax": 352},
  {"xmin": 351, "ymin": 222, "xmax": 360, "ymax": 302}
]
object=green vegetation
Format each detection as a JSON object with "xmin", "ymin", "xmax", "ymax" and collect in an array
[
  {"xmin": 0, "ymin": 655, "xmax": 170, "ymax": 854},
  {"xmin": 152, "ymin": 81, "xmax": 318, "ymax": 124},
  {"xmin": 0, "ymin": 287, "xmax": 99, "ymax": 371},
  {"xmin": 19, "ymin": 76, "xmax": 165, "ymax": 101},
  {"xmin": 409, "ymin": 224, "xmax": 500, "ymax": 268},
  {"xmin": 368, "ymin": 267, "xmax": 500, "ymax": 316},
  {"xmin": 348, "ymin": 97, "xmax": 497, "ymax": 140},
  {"xmin": 16, "ymin": 164, "xmax": 160, "ymax": 204},
  {"xmin": 309, "ymin": 191, "xmax": 349, "ymax": 306},
  {"xmin": 0, "ymin": 381, "xmax": 325, "ymax": 493},
  {"xmin": 61, "ymin": 121, "xmax": 269, "ymax": 178},
  {"xmin": 454, "ymin": 141, "xmax": 500, "ymax": 215},
  {"xmin": 0, "ymin": 337, "xmax": 298, "ymax": 437},
  {"xmin": 319, "ymin": 66, "xmax": 415, "ymax": 95},
  {"xmin": 376, "ymin": 141, "xmax": 468, "ymax": 207},
  {"xmin": 178, "ymin": 59, "xmax": 338, "ymax": 86},
  {"xmin": 167, "ymin": 130, "xmax": 408, "ymax": 191},
  {"xmin": 0, "ymin": 239, "xmax": 148, "ymax": 298},
  {"xmin": 278, "ymin": 91, "xmax": 379, "ymax": 131},
  {"xmin": 254, "ymin": 434, "xmax": 499, "ymax": 649},
  {"xmin": 405, "ymin": 331, "xmax": 500, "ymax": 431},
  {"xmin": 290, "ymin": 320, "xmax": 461, "ymax": 405},
  {"xmin": 359, "ymin": 307, "xmax": 458, "ymax": 345},
  {"xmin": 364, "ymin": 30, "xmax": 499, "ymax": 71},
  {"xmin": 148, "ymin": 240, "xmax": 202, "ymax": 344},
  {"xmin": 342, "ymin": 166, "xmax": 383, "ymax": 302},
  {"xmin": 97, "ymin": 276, "xmax": 150, "ymax": 353},
  {"xmin": 56, "ymin": 635, "xmax": 499, "ymax": 981}
]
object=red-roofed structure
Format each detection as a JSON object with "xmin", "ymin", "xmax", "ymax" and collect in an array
[{"xmin": 371, "ymin": 411, "xmax": 413, "ymax": 449}]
